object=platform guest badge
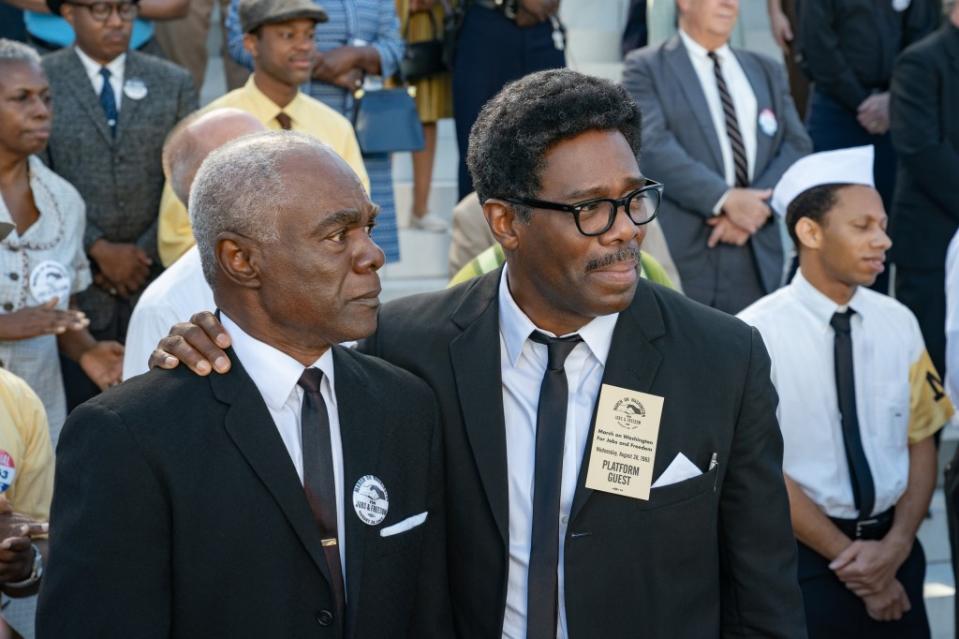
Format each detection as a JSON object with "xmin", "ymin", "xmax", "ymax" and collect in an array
[{"xmin": 585, "ymin": 385, "xmax": 664, "ymax": 500}]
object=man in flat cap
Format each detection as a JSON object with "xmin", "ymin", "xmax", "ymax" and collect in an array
[
  {"xmin": 739, "ymin": 146, "xmax": 955, "ymax": 638},
  {"xmin": 156, "ymin": 0, "xmax": 369, "ymax": 267}
]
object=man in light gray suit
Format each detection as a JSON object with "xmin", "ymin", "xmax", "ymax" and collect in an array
[
  {"xmin": 623, "ymin": 0, "xmax": 810, "ymax": 314},
  {"xmin": 41, "ymin": 0, "xmax": 196, "ymax": 404}
]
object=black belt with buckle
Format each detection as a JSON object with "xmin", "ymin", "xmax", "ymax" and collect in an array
[{"xmin": 829, "ymin": 508, "xmax": 895, "ymax": 541}]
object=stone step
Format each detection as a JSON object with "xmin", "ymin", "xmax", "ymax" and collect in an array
[
  {"xmin": 922, "ymin": 491, "xmax": 955, "ymax": 639},
  {"xmin": 392, "ymin": 180, "xmax": 459, "ymax": 229}
]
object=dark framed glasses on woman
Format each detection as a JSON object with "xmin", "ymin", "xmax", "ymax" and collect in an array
[
  {"xmin": 501, "ymin": 179, "xmax": 664, "ymax": 237},
  {"xmin": 65, "ymin": 1, "xmax": 139, "ymax": 22}
]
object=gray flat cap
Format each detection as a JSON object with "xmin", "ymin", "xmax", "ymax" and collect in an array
[{"xmin": 239, "ymin": 0, "xmax": 328, "ymax": 33}]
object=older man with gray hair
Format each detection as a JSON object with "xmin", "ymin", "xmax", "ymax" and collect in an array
[
  {"xmin": 122, "ymin": 107, "xmax": 265, "ymax": 379},
  {"xmin": 37, "ymin": 131, "xmax": 452, "ymax": 638}
]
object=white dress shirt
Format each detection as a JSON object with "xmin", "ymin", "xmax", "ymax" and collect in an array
[
  {"xmin": 222, "ymin": 313, "xmax": 346, "ymax": 569},
  {"xmin": 498, "ymin": 266, "xmax": 618, "ymax": 639},
  {"xmin": 122, "ymin": 246, "xmax": 213, "ymax": 380},
  {"xmin": 75, "ymin": 47, "xmax": 125, "ymax": 111},
  {"xmin": 738, "ymin": 270, "xmax": 941, "ymax": 519},
  {"xmin": 679, "ymin": 29, "xmax": 757, "ymax": 211},
  {"xmin": 946, "ymin": 229, "xmax": 959, "ymax": 405}
]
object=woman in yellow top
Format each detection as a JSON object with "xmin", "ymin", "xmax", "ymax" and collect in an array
[{"xmin": 397, "ymin": 0, "xmax": 454, "ymax": 232}]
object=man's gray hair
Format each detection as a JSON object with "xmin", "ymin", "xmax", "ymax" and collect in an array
[
  {"xmin": 0, "ymin": 39, "xmax": 42, "ymax": 66},
  {"xmin": 189, "ymin": 130, "xmax": 326, "ymax": 285}
]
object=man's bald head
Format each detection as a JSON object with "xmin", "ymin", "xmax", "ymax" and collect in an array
[{"xmin": 163, "ymin": 108, "xmax": 266, "ymax": 204}]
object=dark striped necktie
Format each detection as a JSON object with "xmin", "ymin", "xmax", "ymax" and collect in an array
[{"xmin": 707, "ymin": 51, "xmax": 749, "ymax": 188}]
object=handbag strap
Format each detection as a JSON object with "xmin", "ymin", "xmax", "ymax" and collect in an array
[{"xmin": 403, "ymin": 1, "xmax": 440, "ymax": 41}]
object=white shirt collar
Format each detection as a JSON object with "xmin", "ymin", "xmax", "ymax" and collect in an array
[
  {"xmin": 74, "ymin": 46, "xmax": 126, "ymax": 87},
  {"xmin": 678, "ymin": 28, "xmax": 732, "ymax": 62},
  {"xmin": 222, "ymin": 312, "xmax": 336, "ymax": 412},
  {"xmin": 790, "ymin": 268, "xmax": 867, "ymax": 328},
  {"xmin": 497, "ymin": 264, "xmax": 619, "ymax": 368}
]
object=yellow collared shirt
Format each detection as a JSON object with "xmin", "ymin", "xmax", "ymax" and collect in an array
[{"xmin": 157, "ymin": 77, "xmax": 371, "ymax": 267}]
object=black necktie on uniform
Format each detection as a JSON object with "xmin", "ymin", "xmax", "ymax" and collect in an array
[
  {"xmin": 298, "ymin": 368, "xmax": 346, "ymax": 626},
  {"xmin": 526, "ymin": 331, "xmax": 583, "ymax": 639},
  {"xmin": 707, "ymin": 51, "xmax": 749, "ymax": 188},
  {"xmin": 830, "ymin": 310, "xmax": 876, "ymax": 518},
  {"xmin": 276, "ymin": 112, "xmax": 293, "ymax": 130}
]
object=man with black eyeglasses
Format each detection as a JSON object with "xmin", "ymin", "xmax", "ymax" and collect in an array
[
  {"xmin": 40, "ymin": 0, "xmax": 195, "ymax": 408},
  {"xmin": 148, "ymin": 69, "xmax": 807, "ymax": 639}
]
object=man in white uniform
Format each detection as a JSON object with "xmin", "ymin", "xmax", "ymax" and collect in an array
[{"xmin": 739, "ymin": 146, "xmax": 954, "ymax": 639}]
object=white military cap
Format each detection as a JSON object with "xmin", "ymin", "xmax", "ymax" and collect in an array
[{"xmin": 771, "ymin": 145, "xmax": 875, "ymax": 217}]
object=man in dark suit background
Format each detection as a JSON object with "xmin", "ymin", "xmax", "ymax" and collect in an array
[
  {"xmin": 41, "ymin": 0, "xmax": 196, "ymax": 406},
  {"xmin": 36, "ymin": 132, "xmax": 451, "ymax": 638},
  {"xmin": 890, "ymin": 3, "xmax": 959, "ymax": 384},
  {"xmin": 622, "ymin": 0, "xmax": 811, "ymax": 314},
  {"xmin": 150, "ymin": 69, "xmax": 806, "ymax": 638}
]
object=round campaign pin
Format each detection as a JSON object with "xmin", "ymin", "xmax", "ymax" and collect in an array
[
  {"xmin": 891, "ymin": 0, "xmax": 911, "ymax": 11},
  {"xmin": 0, "ymin": 451, "xmax": 17, "ymax": 493},
  {"xmin": 352, "ymin": 475, "xmax": 389, "ymax": 526},
  {"xmin": 123, "ymin": 78, "xmax": 148, "ymax": 101},
  {"xmin": 29, "ymin": 260, "xmax": 71, "ymax": 305},
  {"xmin": 758, "ymin": 108, "xmax": 778, "ymax": 137}
]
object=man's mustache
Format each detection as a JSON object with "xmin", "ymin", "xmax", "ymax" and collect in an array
[{"xmin": 586, "ymin": 247, "xmax": 641, "ymax": 273}]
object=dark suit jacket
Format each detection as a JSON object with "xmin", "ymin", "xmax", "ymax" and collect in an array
[
  {"xmin": 361, "ymin": 269, "xmax": 806, "ymax": 639},
  {"xmin": 37, "ymin": 346, "xmax": 451, "ymax": 638},
  {"xmin": 41, "ymin": 48, "xmax": 197, "ymax": 331},
  {"xmin": 622, "ymin": 36, "xmax": 811, "ymax": 303},
  {"xmin": 890, "ymin": 22, "xmax": 959, "ymax": 270}
]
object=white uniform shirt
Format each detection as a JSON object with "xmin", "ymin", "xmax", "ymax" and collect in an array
[
  {"xmin": 222, "ymin": 313, "xmax": 346, "ymax": 569},
  {"xmin": 946, "ymin": 229, "xmax": 959, "ymax": 404},
  {"xmin": 498, "ymin": 266, "xmax": 618, "ymax": 639},
  {"xmin": 75, "ymin": 47, "xmax": 125, "ymax": 111},
  {"xmin": 679, "ymin": 29, "xmax": 758, "ymax": 211},
  {"xmin": 738, "ymin": 270, "xmax": 950, "ymax": 519},
  {"xmin": 122, "ymin": 246, "xmax": 213, "ymax": 380}
]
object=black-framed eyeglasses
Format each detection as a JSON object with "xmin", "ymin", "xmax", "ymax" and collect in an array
[
  {"xmin": 501, "ymin": 179, "xmax": 664, "ymax": 237},
  {"xmin": 65, "ymin": 0, "xmax": 138, "ymax": 22}
]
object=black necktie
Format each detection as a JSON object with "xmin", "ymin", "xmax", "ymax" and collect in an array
[
  {"xmin": 830, "ymin": 311, "xmax": 875, "ymax": 518},
  {"xmin": 99, "ymin": 67, "xmax": 118, "ymax": 137},
  {"xmin": 526, "ymin": 331, "xmax": 583, "ymax": 639},
  {"xmin": 298, "ymin": 368, "xmax": 346, "ymax": 627},
  {"xmin": 707, "ymin": 51, "xmax": 749, "ymax": 188},
  {"xmin": 276, "ymin": 112, "xmax": 293, "ymax": 130}
]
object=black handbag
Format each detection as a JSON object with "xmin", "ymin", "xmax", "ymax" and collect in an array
[
  {"xmin": 352, "ymin": 81, "xmax": 425, "ymax": 154},
  {"xmin": 400, "ymin": 8, "xmax": 446, "ymax": 82}
]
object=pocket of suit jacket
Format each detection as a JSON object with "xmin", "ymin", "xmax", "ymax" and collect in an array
[{"xmin": 636, "ymin": 464, "xmax": 719, "ymax": 512}]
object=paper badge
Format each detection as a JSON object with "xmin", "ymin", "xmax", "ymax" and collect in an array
[
  {"xmin": 0, "ymin": 450, "xmax": 16, "ymax": 493},
  {"xmin": 123, "ymin": 78, "xmax": 148, "ymax": 101},
  {"xmin": 758, "ymin": 108, "xmax": 778, "ymax": 137},
  {"xmin": 29, "ymin": 260, "xmax": 70, "ymax": 305},
  {"xmin": 584, "ymin": 385, "xmax": 665, "ymax": 501},
  {"xmin": 352, "ymin": 475, "xmax": 389, "ymax": 526}
]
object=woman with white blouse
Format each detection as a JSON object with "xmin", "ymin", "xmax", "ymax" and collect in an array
[{"xmin": 0, "ymin": 40, "xmax": 123, "ymax": 445}]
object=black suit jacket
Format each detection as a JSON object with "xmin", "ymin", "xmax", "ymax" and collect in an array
[
  {"xmin": 890, "ymin": 22, "xmax": 959, "ymax": 270},
  {"xmin": 37, "ymin": 346, "xmax": 451, "ymax": 638},
  {"xmin": 361, "ymin": 269, "xmax": 806, "ymax": 638}
]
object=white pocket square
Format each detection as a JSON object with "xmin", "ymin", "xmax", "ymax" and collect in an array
[
  {"xmin": 651, "ymin": 453, "xmax": 703, "ymax": 489},
  {"xmin": 379, "ymin": 511, "xmax": 428, "ymax": 537}
]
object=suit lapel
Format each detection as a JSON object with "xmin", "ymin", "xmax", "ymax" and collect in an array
[
  {"xmin": 664, "ymin": 35, "xmax": 724, "ymax": 172},
  {"xmin": 569, "ymin": 281, "xmax": 665, "ymax": 524},
  {"xmin": 210, "ymin": 352, "xmax": 332, "ymax": 584},
  {"xmin": 114, "ymin": 52, "xmax": 145, "ymax": 145},
  {"xmin": 332, "ymin": 346, "xmax": 384, "ymax": 635},
  {"xmin": 735, "ymin": 50, "xmax": 773, "ymax": 176},
  {"xmin": 449, "ymin": 269, "xmax": 510, "ymax": 544},
  {"xmin": 60, "ymin": 48, "xmax": 114, "ymax": 145}
]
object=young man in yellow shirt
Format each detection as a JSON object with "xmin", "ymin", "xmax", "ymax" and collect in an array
[{"xmin": 157, "ymin": 0, "xmax": 369, "ymax": 266}]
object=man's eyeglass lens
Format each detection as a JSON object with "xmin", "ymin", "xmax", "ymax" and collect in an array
[
  {"xmin": 75, "ymin": 2, "xmax": 138, "ymax": 21},
  {"xmin": 577, "ymin": 190, "xmax": 660, "ymax": 235}
]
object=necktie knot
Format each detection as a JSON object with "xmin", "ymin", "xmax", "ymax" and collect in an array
[
  {"xmin": 276, "ymin": 112, "xmax": 293, "ymax": 130},
  {"xmin": 298, "ymin": 367, "xmax": 323, "ymax": 394},
  {"xmin": 99, "ymin": 66, "xmax": 111, "ymax": 80},
  {"xmin": 707, "ymin": 50, "xmax": 720, "ymax": 66},
  {"xmin": 830, "ymin": 309, "xmax": 855, "ymax": 335},
  {"xmin": 529, "ymin": 331, "xmax": 583, "ymax": 372}
]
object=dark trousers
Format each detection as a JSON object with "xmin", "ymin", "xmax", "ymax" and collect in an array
[
  {"xmin": 797, "ymin": 539, "xmax": 930, "ymax": 638},
  {"xmin": 60, "ymin": 297, "xmax": 133, "ymax": 411},
  {"xmin": 806, "ymin": 87, "xmax": 897, "ymax": 293},
  {"xmin": 896, "ymin": 266, "xmax": 948, "ymax": 379},
  {"xmin": 452, "ymin": 5, "xmax": 564, "ymax": 200}
]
